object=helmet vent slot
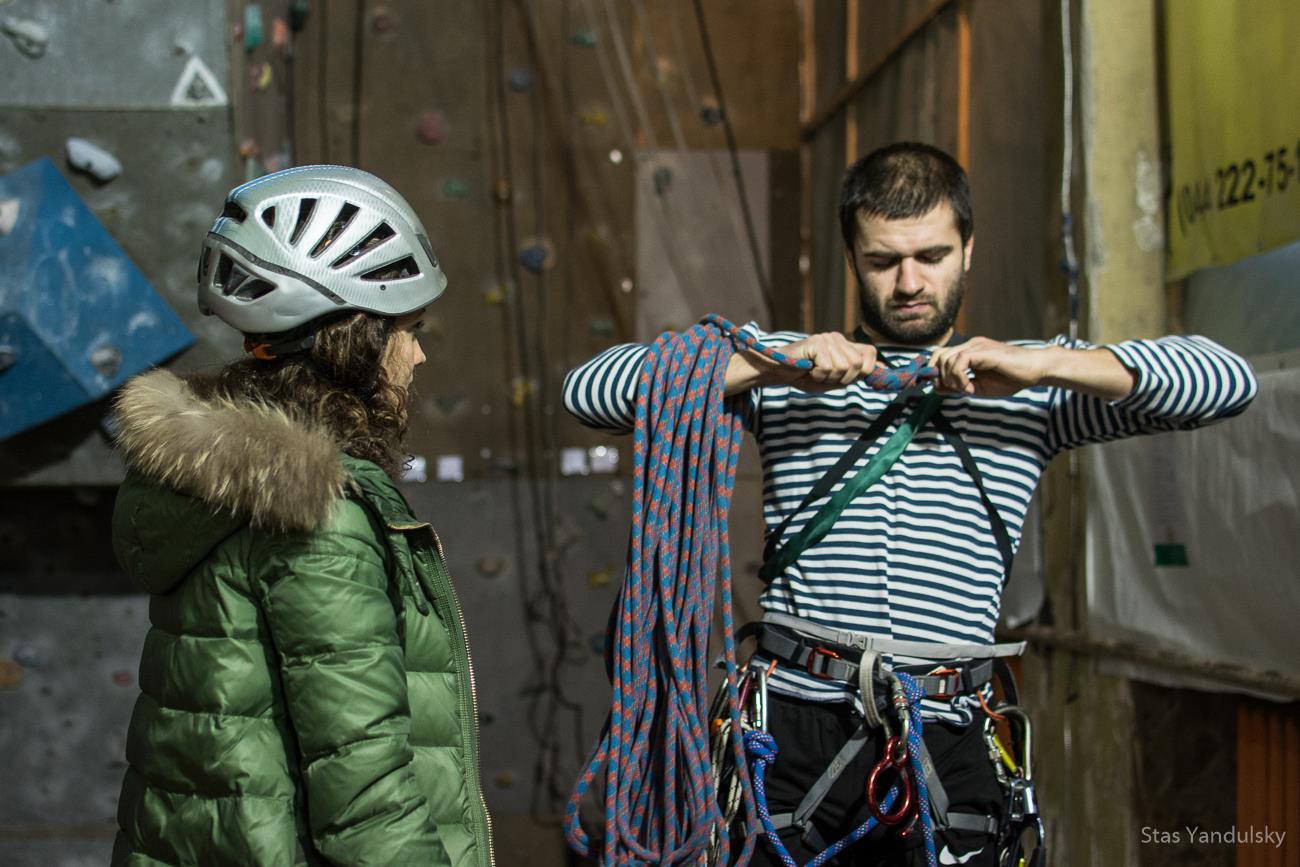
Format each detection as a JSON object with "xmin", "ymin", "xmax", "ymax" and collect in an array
[
  {"xmin": 231, "ymin": 278, "xmax": 275, "ymax": 302},
  {"xmin": 289, "ymin": 198, "xmax": 317, "ymax": 246},
  {"xmin": 221, "ymin": 201, "xmax": 248, "ymax": 223},
  {"xmin": 260, "ymin": 206, "xmax": 277, "ymax": 229},
  {"xmin": 361, "ymin": 255, "xmax": 420, "ymax": 281},
  {"xmin": 213, "ymin": 253, "xmax": 235, "ymax": 288},
  {"xmin": 332, "ymin": 222, "xmax": 396, "ymax": 269},
  {"xmin": 310, "ymin": 202, "xmax": 360, "ymax": 259}
]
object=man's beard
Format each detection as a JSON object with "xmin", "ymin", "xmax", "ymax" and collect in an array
[{"xmin": 860, "ymin": 271, "xmax": 965, "ymax": 346}]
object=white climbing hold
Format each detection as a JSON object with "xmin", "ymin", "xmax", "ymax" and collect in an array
[
  {"xmin": 66, "ymin": 138, "xmax": 122, "ymax": 183},
  {"xmin": 0, "ymin": 198, "xmax": 19, "ymax": 235},
  {"xmin": 1, "ymin": 16, "xmax": 48, "ymax": 58}
]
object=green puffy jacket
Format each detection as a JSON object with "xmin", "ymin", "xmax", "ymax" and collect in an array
[{"xmin": 109, "ymin": 370, "xmax": 494, "ymax": 867}]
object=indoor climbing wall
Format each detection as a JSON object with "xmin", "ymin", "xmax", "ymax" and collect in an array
[{"xmin": 0, "ymin": 1, "xmax": 802, "ymax": 864}]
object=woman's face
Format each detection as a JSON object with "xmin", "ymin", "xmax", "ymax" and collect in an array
[{"xmin": 384, "ymin": 308, "xmax": 427, "ymax": 389}]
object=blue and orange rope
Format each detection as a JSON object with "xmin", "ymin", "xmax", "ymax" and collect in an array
[{"xmin": 564, "ymin": 315, "xmax": 937, "ymax": 866}]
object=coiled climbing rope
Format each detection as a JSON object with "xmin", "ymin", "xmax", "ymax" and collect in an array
[{"xmin": 564, "ymin": 315, "xmax": 937, "ymax": 866}]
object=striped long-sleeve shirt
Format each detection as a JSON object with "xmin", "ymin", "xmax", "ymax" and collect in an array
[{"xmin": 562, "ymin": 324, "xmax": 1257, "ymax": 722}]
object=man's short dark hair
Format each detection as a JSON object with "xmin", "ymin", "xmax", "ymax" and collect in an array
[{"xmin": 839, "ymin": 142, "xmax": 973, "ymax": 253}]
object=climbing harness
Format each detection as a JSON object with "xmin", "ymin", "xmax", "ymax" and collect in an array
[
  {"xmin": 724, "ymin": 325, "xmax": 1038, "ymax": 866},
  {"xmin": 564, "ymin": 315, "xmax": 936, "ymax": 866}
]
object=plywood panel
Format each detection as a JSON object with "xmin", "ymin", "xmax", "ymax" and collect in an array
[{"xmin": 965, "ymin": 0, "xmax": 1050, "ymax": 341}]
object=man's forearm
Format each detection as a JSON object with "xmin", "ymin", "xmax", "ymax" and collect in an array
[
  {"xmin": 724, "ymin": 349, "xmax": 779, "ymax": 396},
  {"xmin": 1039, "ymin": 346, "xmax": 1138, "ymax": 401}
]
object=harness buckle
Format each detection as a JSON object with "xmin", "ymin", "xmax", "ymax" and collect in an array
[{"xmin": 804, "ymin": 646, "xmax": 843, "ymax": 680}]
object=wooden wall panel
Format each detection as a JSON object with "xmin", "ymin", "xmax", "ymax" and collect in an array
[{"xmin": 1238, "ymin": 701, "xmax": 1300, "ymax": 867}]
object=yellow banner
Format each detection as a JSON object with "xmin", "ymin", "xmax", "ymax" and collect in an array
[{"xmin": 1165, "ymin": 1, "xmax": 1300, "ymax": 279}]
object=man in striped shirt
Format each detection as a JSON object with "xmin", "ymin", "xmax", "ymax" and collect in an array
[{"xmin": 562, "ymin": 142, "xmax": 1256, "ymax": 866}]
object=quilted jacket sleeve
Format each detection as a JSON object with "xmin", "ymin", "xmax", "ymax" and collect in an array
[{"xmin": 255, "ymin": 499, "xmax": 452, "ymax": 867}]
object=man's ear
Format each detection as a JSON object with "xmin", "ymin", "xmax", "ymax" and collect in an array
[{"xmin": 962, "ymin": 234, "xmax": 974, "ymax": 273}]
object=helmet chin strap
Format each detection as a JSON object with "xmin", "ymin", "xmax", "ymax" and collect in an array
[{"xmin": 243, "ymin": 332, "xmax": 317, "ymax": 361}]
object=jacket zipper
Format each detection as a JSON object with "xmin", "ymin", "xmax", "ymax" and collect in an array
[{"xmin": 427, "ymin": 526, "xmax": 496, "ymax": 867}]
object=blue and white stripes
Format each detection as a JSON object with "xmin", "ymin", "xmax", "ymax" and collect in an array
[{"xmin": 564, "ymin": 324, "xmax": 1257, "ymax": 722}]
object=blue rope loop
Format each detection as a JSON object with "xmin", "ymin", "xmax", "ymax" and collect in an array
[
  {"xmin": 742, "ymin": 673, "xmax": 938, "ymax": 867},
  {"xmin": 564, "ymin": 316, "xmax": 939, "ymax": 866}
]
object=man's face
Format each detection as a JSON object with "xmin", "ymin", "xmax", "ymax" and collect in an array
[{"xmin": 852, "ymin": 203, "xmax": 972, "ymax": 346}]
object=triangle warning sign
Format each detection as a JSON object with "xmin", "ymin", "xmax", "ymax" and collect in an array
[{"xmin": 170, "ymin": 55, "xmax": 228, "ymax": 108}]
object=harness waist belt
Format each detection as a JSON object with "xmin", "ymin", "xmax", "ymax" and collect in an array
[
  {"xmin": 761, "ymin": 611, "xmax": 1026, "ymax": 660},
  {"xmin": 758, "ymin": 627, "xmax": 995, "ymax": 697}
]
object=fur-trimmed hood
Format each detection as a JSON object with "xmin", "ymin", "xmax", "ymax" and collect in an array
[{"xmin": 114, "ymin": 368, "xmax": 348, "ymax": 534}]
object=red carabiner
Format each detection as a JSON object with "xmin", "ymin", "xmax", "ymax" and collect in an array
[{"xmin": 866, "ymin": 736, "xmax": 915, "ymax": 826}]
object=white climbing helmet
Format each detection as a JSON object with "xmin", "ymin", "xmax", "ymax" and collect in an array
[{"xmin": 197, "ymin": 164, "xmax": 447, "ymax": 336}]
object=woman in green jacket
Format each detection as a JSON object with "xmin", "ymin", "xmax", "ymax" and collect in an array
[{"xmin": 111, "ymin": 165, "xmax": 493, "ymax": 866}]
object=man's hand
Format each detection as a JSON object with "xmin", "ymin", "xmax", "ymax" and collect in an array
[
  {"xmin": 724, "ymin": 333, "xmax": 881, "ymax": 396},
  {"xmin": 929, "ymin": 337, "xmax": 1137, "ymax": 400}
]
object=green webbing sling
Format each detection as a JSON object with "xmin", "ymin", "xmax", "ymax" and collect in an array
[{"xmin": 758, "ymin": 391, "xmax": 944, "ymax": 583}]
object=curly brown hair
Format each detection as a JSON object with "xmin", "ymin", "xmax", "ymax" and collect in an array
[{"xmin": 190, "ymin": 313, "xmax": 411, "ymax": 478}]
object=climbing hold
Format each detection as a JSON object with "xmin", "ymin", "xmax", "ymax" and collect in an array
[
  {"xmin": 0, "ymin": 659, "xmax": 22, "ymax": 689},
  {"xmin": 271, "ymin": 16, "xmax": 290, "ymax": 52},
  {"xmin": 476, "ymin": 556, "xmax": 506, "ymax": 577},
  {"xmin": 65, "ymin": 138, "xmax": 122, "ymax": 184},
  {"xmin": 619, "ymin": 277, "xmax": 634, "ymax": 294},
  {"xmin": 510, "ymin": 377, "xmax": 536, "ymax": 408},
  {"xmin": 608, "ymin": 148, "xmax": 624, "ymax": 165},
  {"xmin": 492, "ymin": 178, "xmax": 511, "ymax": 202},
  {"xmin": 289, "ymin": 0, "xmax": 310, "ymax": 32},
  {"xmin": 655, "ymin": 56, "xmax": 676, "ymax": 86},
  {"xmin": 484, "ymin": 284, "xmax": 507, "ymax": 306},
  {"xmin": 401, "ymin": 456, "xmax": 428, "ymax": 483},
  {"xmin": 111, "ymin": 670, "xmax": 133, "ymax": 687},
  {"xmin": 0, "ymin": 198, "xmax": 20, "ymax": 235},
  {"xmin": 699, "ymin": 103, "xmax": 724, "ymax": 126},
  {"xmin": 436, "ymin": 455, "xmax": 464, "ymax": 483},
  {"xmin": 370, "ymin": 5, "xmax": 397, "ymax": 35},
  {"xmin": 588, "ymin": 445, "xmax": 619, "ymax": 473},
  {"xmin": 570, "ymin": 28, "xmax": 598, "ymax": 47},
  {"xmin": 518, "ymin": 242, "xmax": 552, "ymax": 274},
  {"xmin": 588, "ymin": 316, "xmax": 614, "ymax": 338},
  {"xmin": 441, "ymin": 177, "xmax": 469, "ymax": 200},
  {"xmin": 652, "ymin": 166, "xmax": 673, "ymax": 195},
  {"xmin": 249, "ymin": 61, "xmax": 273, "ymax": 92},
  {"xmin": 508, "ymin": 68, "xmax": 532, "ymax": 92},
  {"xmin": 560, "ymin": 447, "xmax": 589, "ymax": 476},
  {"xmin": 586, "ymin": 496, "xmax": 609, "ymax": 520},
  {"xmin": 263, "ymin": 150, "xmax": 291, "ymax": 173},
  {"xmin": 495, "ymin": 771, "xmax": 517, "ymax": 789},
  {"xmin": 580, "ymin": 108, "xmax": 609, "ymax": 128},
  {"xmin": 243, "ymin": 4, "xmax": 264, "ymax": 52},
  {"xmin": 587, "ymin": 567, "xmax": 613, "ymax": 588},
  {"xmin": 416, "ymin": 110, "xmax": 446, "ymax": 145},
  {"xmin": 1, "ymin": 16, "xmax": 49, "ymax": 58},
  {"xmin": 12, "ymin": 646, "xmax": 41, "ymax": 669},
  {"xmin": 238, "ymin": 138, "xmax": 260, "ymax": 159},
  {"xmin": 589, "ymin": 632, "xmax": 607, "ymax": 655},
  {"xmin": 89, "ymin": 344, "xmax": 123, "ymax": 379}
]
